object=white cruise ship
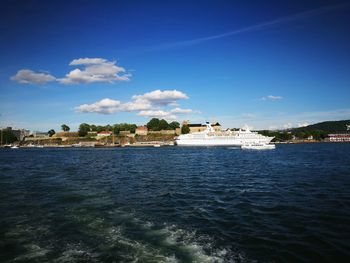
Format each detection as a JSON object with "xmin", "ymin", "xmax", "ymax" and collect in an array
[{"xmin": 175, "ymin": 122, "xmax": 274, "ymax": 146}]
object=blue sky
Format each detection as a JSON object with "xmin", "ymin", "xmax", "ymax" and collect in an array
[{"xmin": 1, "ymin": 0, "xmax": 350, "ymax": 131}]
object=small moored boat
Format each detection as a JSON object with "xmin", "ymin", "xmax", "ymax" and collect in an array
[{"xmin": 241, "ymin": 143, "xmax": 275, "ymax": 150}]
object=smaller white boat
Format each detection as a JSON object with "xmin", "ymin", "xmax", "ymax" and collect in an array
[
  {"xmin": 27, "ymin": 143, "xmax": 44, "ymax": 148},
  {"xmin": 241, "ymin": 143, "xmax": 275, "ymax": 150},
  {"xmin": 11, "ymin": 145, "xmax": 19, "ymax": 149},
  {"xmin": 153, "ymin": 144, "xmax": 161, "ymax": 147}
]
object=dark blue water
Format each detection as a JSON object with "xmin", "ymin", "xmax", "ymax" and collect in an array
[{"xmin": 1, "ymin": 144, "xmax": 350, "ymax": 262}]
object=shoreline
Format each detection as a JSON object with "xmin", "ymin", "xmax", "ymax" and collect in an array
[{"xmin": 1, "ymin": 140, "xmax": 349, "ymax": 149}]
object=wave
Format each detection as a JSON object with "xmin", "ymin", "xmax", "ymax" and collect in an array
[{"xmin": 2, "ymin": 207, "xmax": 244, "ymax": 262}]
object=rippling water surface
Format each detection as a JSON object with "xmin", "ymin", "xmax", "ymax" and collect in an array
[{"xmin": 1, "ymin": 144, "xmax": 350, "ymax": 262}]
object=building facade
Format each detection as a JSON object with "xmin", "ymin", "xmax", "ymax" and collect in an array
[
  {"xmin": 2, "ymin": 127, "xmax": 30, "ymax": 141},
  {"xmin": 97, "ymin": 131, "xmax": 112, "ymax": 137},
  {"xmin": 135, "ymin": 126, "xmax": 148, "ymax": 135},
  {"xmin": 148, "ymin": 130, "xmax": 176, "ymax": 135},
  {"xmin": 326, "ymin": 134, "xmax": 350, "ymax": 142},
  {"xmin": 181, "ymin": 121, "xmax": 222, "ymax": 134}
]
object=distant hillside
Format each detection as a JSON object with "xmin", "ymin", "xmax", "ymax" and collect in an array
[{"xmin": 292, "ymin": 120, "xmax": 350, "ymax": 133}]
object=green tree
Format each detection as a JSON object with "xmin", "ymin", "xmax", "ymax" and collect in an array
[
  {"xmin": 280, "ymin": 132, "xmax": 293, "ymax": 141},
  {"xmin": 295, "ymin": 132, "xmax": 305, "ymax": 139},
  {"xmin": 61, "ymin": 124, "xmax": 70, "ymax": 132},
  {"xmin": 147, "ymin": 118, "xmax": 160, "ymax": 131},
  {"xmin": 159, "ymin": 119, "xmax": 169, "ymax": 130},
  {"xmin": 181, "ymin": 124, "xmax": 190, "ymax": 134},
  {"xmin": 90, "ymin": 125, "xmax": 97, "ymax": 131},
  {"xmin": 112, "ymin": 123, "xmax": 138, "ymax": 134},
  {"xmin": 258, "ymin": 130, "xmax": 270, "ymax": 137},
  {"xmin": 78, "ymin": 123, "xmax": 90, "ymax": 137},
  {"xmin": 169, "ymin": 121, "xmax": 180, "ymax": 130},
  {"xmin": 1, "ymin": 129, "xmax": 17, "ymax": 144},
  {"xmin": 48, "ymin": 129, "xmax": 56, "ymax": 137},
  {"xmin": 96, "ymin": 126, "xmax": 104, "ymax": 133},
  {"xmin": 129, "ymin": 124, "xmax": 137, "ymax": 133},
  {"xmin": 112, "ymin": 124, "xmax": 121, "ymax": 135}
]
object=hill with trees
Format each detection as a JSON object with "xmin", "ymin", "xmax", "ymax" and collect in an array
[
  {"xmin": 291, "ymin": 120, "xmax": 350, "ymax": 133},
  {"xmin": 258, "ymin": 119, "xmax": 350, "ymax": 142}
]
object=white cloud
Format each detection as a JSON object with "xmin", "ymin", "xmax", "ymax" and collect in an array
[
  {"xmin": 261, "ymin": 95, "xmax": 283, "ymax": 101},
  {"xmin": 12, "ymin": 58, "xmax": 130, "ymax": 85},
  {"xmin": 74, "ymin": 98, "xmax": 152, "ymax": 114},
  {"xmin": 69, "ymin": 58, "xmax": 108, "ymax": 66},
  {"xmin": 241, "ymin": 113, "xmax": 256, "ymax": 118},
  {"xmin": 122, "ymin": 99, "xmax": 152, "ymax": 111},
  {"xmin": 283, "ymin": 123, "xmax": 293, "ymax": 129},
  {"xmin": 11, "ymin": 69, "xmax": 56, "ymax": 84},
  {"xmin": 138, "ymin": 110, "xmax": 177, "ymax": 120},
  {"xmin": 169, "ymin": 102, "xmax": 180, "ymax": 107},
  {"xmin": 298, "ymin": 122, "xmax": 309, "ymax": 127},
  {"xmin": 170, "ymin": 107, "xmax": 199, "ymax": 114},
  {"xmin": 74, "ymin": 98, "xmax": 122, "ymax": 114},
  {"xmin": 132, "ymin": 89, "xmax": 188, "ymax": 105},
  {"xmin": 136, "ymin": 107, "xmax": 198, "ymax": 120},
  {"xmin": 59, "ymin": 58, "xmax": 131, "ymax": 84},
  {"xmin": 74, "ymin": 89, "xmax": 198, "ymax": 121},
  {"xmin": 214, "ymin": 108, "xmax": 350, "ymax": 130}
]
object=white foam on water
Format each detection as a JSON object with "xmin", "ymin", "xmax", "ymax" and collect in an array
[
  {"xmin": 100, "ymin": 209, "xmax": 233, "ymax": 262},
  {"xmin": 71, "ymin": 207, "xmax": 231, "ymax": 262},
  {"xmin": 104, "ymin": 226, "xmax": 173, "ymax": 261},
  {"xmin": 53, "ymin": 245, "xmax": 99, "ymax": 263},
  {"xmin": 13, "ymin": 244, "xmax": 50, "ymax": 261},
  {"xmin": 6, "ymin": 207, "xmax": 244, "ymax": 262},
  {"xmin": 155, "ymin": 224, "xmax": 230, "ymax": 263},
  {"xmin": 4, "ymin": 223, "xmax": 54, "ymax": 262}
]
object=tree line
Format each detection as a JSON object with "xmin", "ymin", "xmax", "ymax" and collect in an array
[
  {"xmin": 146, "ymin": 118, "xmax": 180, "ymax": 131},
  {"xmin": 258, "ymin": 130, "xmax": 328, "ymax": 141},
  {"xmin": 78, "ymin": 123, "xmax": 138, "ymax": 137},
  {"xmin": 77, "ymin": 119, "xmax": 181, "ymax": 137},
  {"xmin": 46, "ymin": 120, "xmax": 182, "ymax": 137}
]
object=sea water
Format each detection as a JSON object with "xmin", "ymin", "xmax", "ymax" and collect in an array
[{"xmin": 0, "ymin": 144, "xmax": 350, "ymax": 262}]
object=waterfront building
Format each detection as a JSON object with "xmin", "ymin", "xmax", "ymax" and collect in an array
[
  {"xmin": 97, "ymin": 131, "xmax": 112, "ymax": 137},
  {"xmin": 326, "ymin": 134, "xmax": 350, "ymax": 142},
  {"xmin": 87, "ymin": 131, "xmax": 97, "ymax": 136},
  {"xmin": 119, "ymin": 130, "xmax": 131, "ymax": 135},
  {"xmin": 135, "ymin": 126, "xmax": 148, "ymax": 135},
  {"xmin": 148, "ymin": 130, "xmax": 176, "ymax": 135},
  {"xmin": 2, "ymin": 127, "xmax": 30, "ymax": 141},
  {"xmin": 307, "ymin": 135, "xmax": 314, "ymax": 140},
  {"xmin": 55, "ymin": 132, "xmax": 79, "ymax": 138},
  {"xmin": 33, "ymin": 131, "xmax": 49, "ymax": 138},
  {"xmin": 181, "ymin": 121, "xmax": 222, "ymax": 133}
]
